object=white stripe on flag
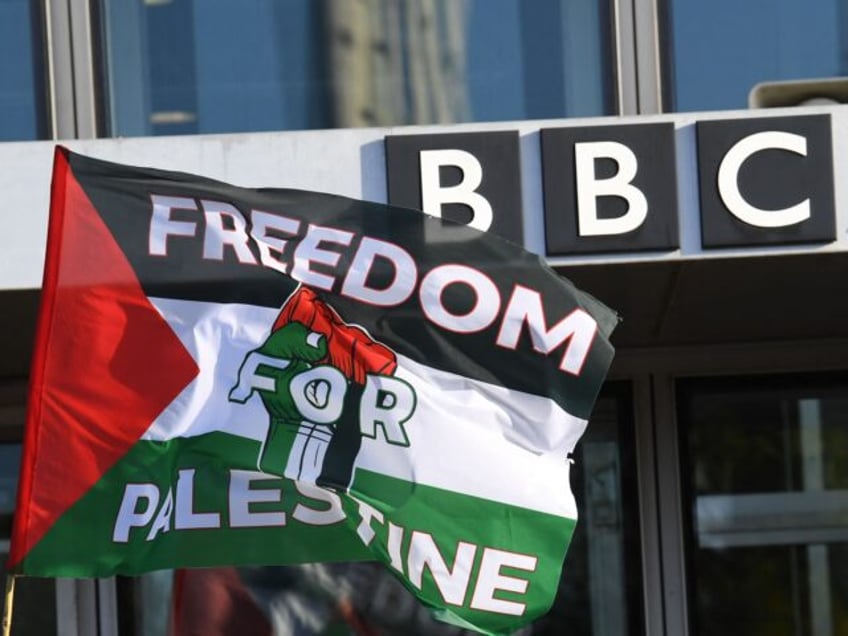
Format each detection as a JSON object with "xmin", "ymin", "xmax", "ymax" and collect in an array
[{"xmin": 145, "ymin": 298, "xmax": 586, "ymax": 518}]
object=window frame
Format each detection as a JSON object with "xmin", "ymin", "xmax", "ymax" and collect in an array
[{"xmin": 612, "ymin": 338, "xmax": 848, "ymax": 635}]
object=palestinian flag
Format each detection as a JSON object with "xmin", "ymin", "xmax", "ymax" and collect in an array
[{"xmin": 9, "ymin": 147, "xmax": 617, "ymax": 634}]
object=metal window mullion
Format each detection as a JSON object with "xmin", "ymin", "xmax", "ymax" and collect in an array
[
  {"xmin": 632, "ymin": 0, "xmax": 663, "ymax": 114},
  {"xmin": 56, "ymin": 579, "xmax": 79, "ymax": 636},
  {"xmin": 44, "ymin": 0, "xmax": 98, "ymax": 139},
  {"xmin": 76, "ymin": 579, "xmax": 98, "ymax": 636},
  {"xmin": 67, "ymin": 0, "xmax": 98, "ymax": 138},
  {"xmin": 612, "ymin": 0, "xmax": 639, "ymax": 115},
  {"xmin": 632, "ymin": 375, "xmax": 665, "ymax": 635},
  {"xmin": 44, "ymin": 0, "xmax": 75, "ymax": 139},
  {"xmin": 652, "ymin": 373, "xmax": 689, "ymax": 635},
  {"xmin": 56, "ymin": 577, "xmax": 117, "ymax": 636},
  {"xmin": 97, "ymin": 577, "xmax": 118, "ymax": 636},
  {"xmin": 55, "ymin": 579, "xmax": 96, "ymax": 636}
]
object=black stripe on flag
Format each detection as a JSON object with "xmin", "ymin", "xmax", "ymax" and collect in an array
[{"xmin": 67, "ymin": 150, "xmax": 616, "ymax": 419}]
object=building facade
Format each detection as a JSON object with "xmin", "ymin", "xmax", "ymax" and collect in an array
[{"xmin": 2, "ymin": 1, "xmax": 848, "ymax": 635}]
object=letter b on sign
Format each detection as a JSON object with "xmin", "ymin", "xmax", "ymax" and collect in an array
[
  {"xmin": 541, "ymin": 123, "xmax": 679, "ymax": 255},
  {"xmin": 385, "ymin": 131, "xmax": 524, "ymax": 244}
]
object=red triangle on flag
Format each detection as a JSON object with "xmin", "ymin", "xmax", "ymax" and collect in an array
[{"xmin": 9, "ymin": 148, "xmax": 199, "ymax": 567}]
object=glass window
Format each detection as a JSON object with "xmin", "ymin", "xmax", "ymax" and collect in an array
[
  {"xmin": 552, "ymin": 382, "xmax": 644, "ymax": 635},
  {"xmin": 1, "ymin": 444, "xmax": 58, "ymax": 636},
  {"xmin": 0, "ymin": 0, "xmax": 47, "ymax": 141},
  {"xmin": 99, "ymin": 0, "xmax": 614, "ymax": 137},
  {"xmin": 1, "ymin": 381, "xmax": 57, "ymax": 636},
  {"xmin": 665, "ymin": 0, "xmax": 848, "ymax": 111},
  {"xmin": 119, "ymin": 383, "xmax": 643, "ymax": 635},
  {"xmin": 677, "ymin": 373, "xmax": 848, "ymax": 636}
]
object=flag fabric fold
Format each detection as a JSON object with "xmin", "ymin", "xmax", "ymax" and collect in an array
[{"xmin": 10, "ymin": 147, "xmax": 617, "ymax": 634}]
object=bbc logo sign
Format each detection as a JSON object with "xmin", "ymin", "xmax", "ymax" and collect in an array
[{"xmin": 384, "ymin": 114, "xmax": 836, "ymax": 255}]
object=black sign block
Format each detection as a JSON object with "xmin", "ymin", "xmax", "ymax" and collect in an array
[
  {"xmin": 541, "ymin": 123, "xmax": 679, "ymax": 255},
  {"xmin": 696, "ymin": 115, "xmax": 835, "ymax": 248},
  {"xmin": 385, "ymin": 131, "xmax": 524, "ymax": 245}
]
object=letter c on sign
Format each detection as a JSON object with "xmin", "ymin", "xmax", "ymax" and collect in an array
[{"xmin": 717, "ymin": 131, "xmax": 810, "ymax": 228}]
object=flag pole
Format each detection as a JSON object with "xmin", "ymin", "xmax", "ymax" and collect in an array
[{"xmin": 2, "ymin": 574, "xmax": 15, "ymax": 636}]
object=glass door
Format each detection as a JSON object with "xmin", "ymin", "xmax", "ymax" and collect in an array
[
  {"xmin": 552, "ymin": 382, "xmax": 645, "ymax": 635},
  {"xmin": 677, "ymin": 373, "xmax": 848, "ymax": 636}
]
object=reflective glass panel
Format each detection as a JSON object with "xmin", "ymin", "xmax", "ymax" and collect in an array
[
  {"xmin": 678, "ymin": 373, "xmax": 848, "ymax": 636},
  {"xmin": 1, "ymin": 444, "xmax": 58, "ymax": 636},
  {"xmin": 1, "ymin": 381, "xmax": 58, "ymax": 636},
  {"xmin": 100, "ymin": 0, "xmax": 614, "ymax": 137},
  {"xmin": 666, "ymin": 0, "xmax": 848, "ymax": 111},
  {"xmin": 0, "ymin": 0, "xmax": 46, "ymax": 141},
  {"xmin": 118, "ymin": 384, "xmax": 643, "ymax": 635}
]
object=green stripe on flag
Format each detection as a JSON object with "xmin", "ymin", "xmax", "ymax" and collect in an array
[
  {"xmin": 347, "ymin": 469, "xmax": 574, "ymax": 633},
  {"xmin": 21, "ymin": 432, "xmax": 368, "ymax": 575},
  {"xmin": 23, "ymin": 431, "xmax": 574, "ymax": 633}
]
